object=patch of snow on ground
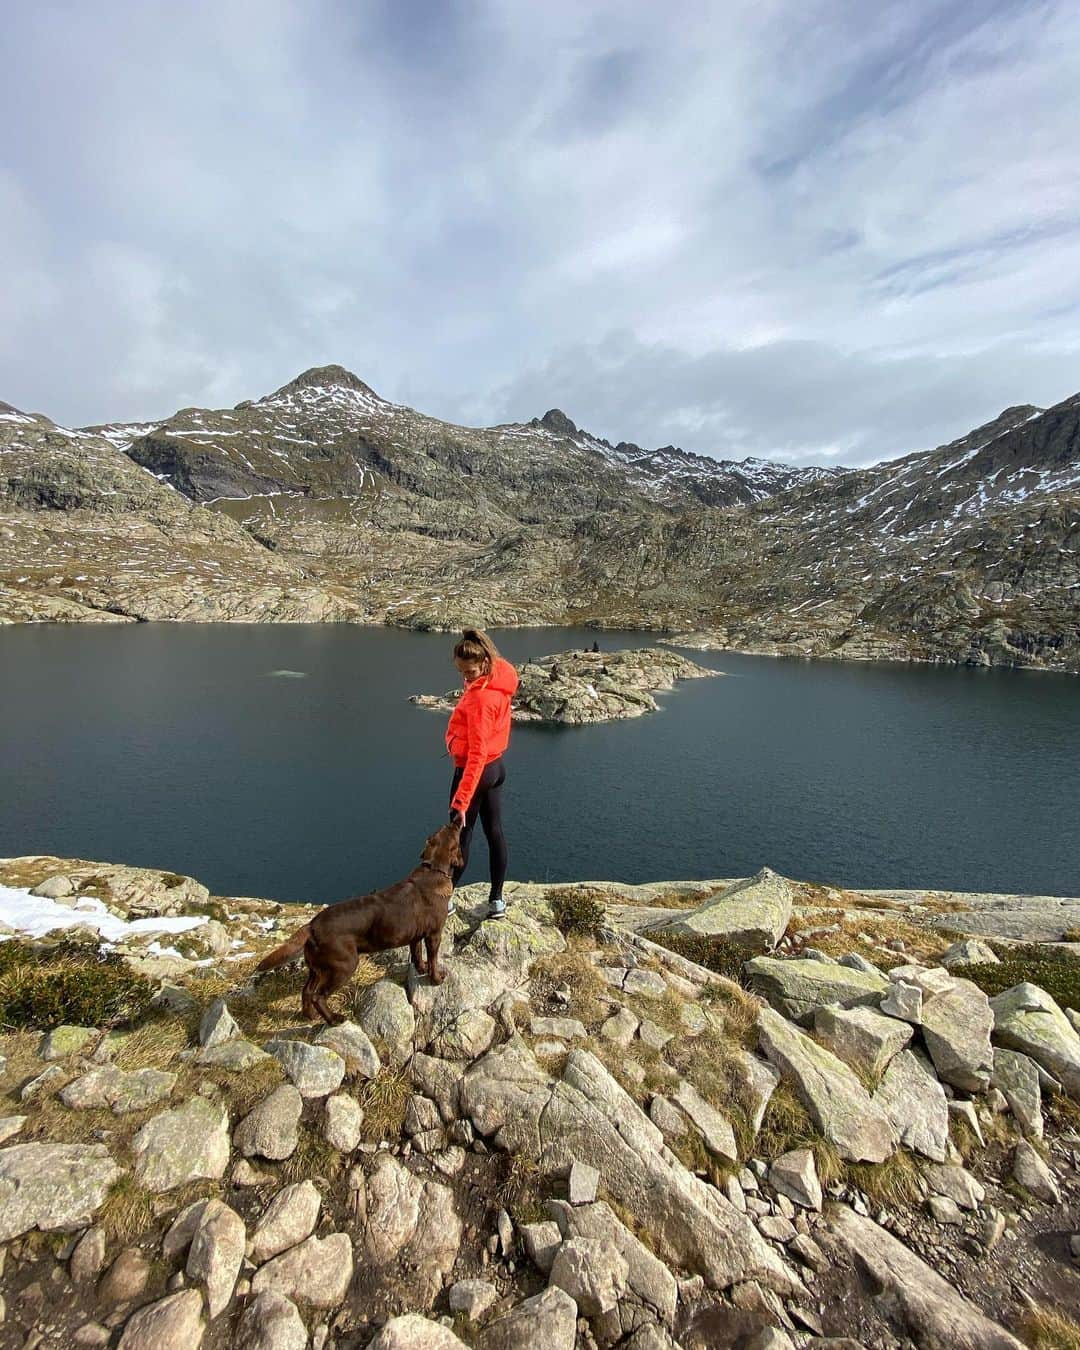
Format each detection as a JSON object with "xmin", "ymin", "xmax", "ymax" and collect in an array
[{"xmin": 0, "ymin": 884, "xmax": 208, "ymax": 942}]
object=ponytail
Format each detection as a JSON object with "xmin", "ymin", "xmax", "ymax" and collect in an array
[{"xmin": 453, "ymin": 627, "xmax": 500, "ymax": 671}]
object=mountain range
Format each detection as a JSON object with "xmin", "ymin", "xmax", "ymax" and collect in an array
[{"xmin": 1, "ymin": 365, "xmax": 1078, "ymax": 671}]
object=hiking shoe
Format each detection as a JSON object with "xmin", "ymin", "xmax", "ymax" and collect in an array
[{"xmin": 487, "ymin": 897, "xmax": 506, "ymax": 919}]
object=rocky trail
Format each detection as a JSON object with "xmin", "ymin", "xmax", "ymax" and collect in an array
[{"xmin": 0, "ymin": 855, "xmax": 1076, "ymax": 1349}]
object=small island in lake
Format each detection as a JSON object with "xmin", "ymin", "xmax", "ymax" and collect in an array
[{"xmin": 410, "ymin": 645, "xmax": 720, "ymax": 725}]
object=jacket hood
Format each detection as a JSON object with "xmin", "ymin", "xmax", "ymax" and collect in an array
[{"xmin": 484, "ymin": 656, "xmax": 519, "ymax": 697}]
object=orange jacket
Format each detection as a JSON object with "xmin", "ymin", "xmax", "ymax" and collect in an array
[{"xmin": 446, "ymin": 656, "xmax": 519, "ymax": 814}]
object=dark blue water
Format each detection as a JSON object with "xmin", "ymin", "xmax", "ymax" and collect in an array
[{"xmin": 2, "ymin": 625, "xmax": 1078, "ymax": 904}]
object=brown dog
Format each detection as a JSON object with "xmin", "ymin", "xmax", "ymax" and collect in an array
[{"xmin": 254, "ymin": 822, "xmax": 463, "ymax": 1025}]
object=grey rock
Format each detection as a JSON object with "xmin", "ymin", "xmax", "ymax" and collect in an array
[
  {"xmin": 249, "ymin": 1179, "xmax": 321, "ymax": 1263},
  {"xmin": 405, "ymin": 1094, "xmax": 442, "ymax": 1136},
  {"xmin": 31, "ymin": 874, "xmax": 75, "ymax": 898},
  {"xmin": 746, "ymin": 957, "xmax": 888, "ymax": 1025},
  {"xmin": 880, "ymin": 980, "xmax": 922, "ymax": 1023},
  {"xmin": 40, "ymin": 1025, "xmax": 98, "ymax": 1060},
  {"xmin": 98, "ymin": 1247, "xmax": 151, "ymax": 1307},
  {"xmin": 568, "ymin": 1160, "xmax": 599, "ymax": 1204},
  {"xmin": 323, "ymin": 1092, "xmax": 363, "ymax": 1151},
  {"xmin": 530, "ymin": 1016, "xmax": 587, "ymax": 1040},
  {"xmin": 187, "ymin": 1198, "xmax": 245, "ymax": 1317},
  {"xmin": 768, "ymin": 1149, "xmax": 822, "ymax": 1210},
  {"xmin": 758, "ymin": 1214, "xmax": 797, "ymax": 1242},
  {"xmin": 131, "ymin": 1097, "xmax": 230, "ymax": 1191},
  {"xmin": 990, "ymin": 1048, "xmax": 1044, "ymax": 1138},
  {"xmin": 788, "ymin": 1232, "xmax": 828, "ymax": 1273},
  {"xmin": 70, "ymin": 1225, "xmax": 107, "ymax": 1284},
  {"xmin": 355, "ymin": 980, "xmax": 415, "ymax": 1067},
  {"xmin": 940, "ymin": 940, "xmax": 999, "ymax": 969},
  {"xmin": 873, "ymin": 1049, "xmax": 950, "ymax": 1162},
  {"xmin": 234, "ymin": 1085, "xmax": 303, "ymax": 1160},
  {"xmin": 117, "ymin": 1290, "xmax": 205, "ymax": 1349},
  {"xmin": 758, "ymin": 1007, "xmax": 897, "ymax": 1162},
  {"xmin": 948, "ymin": 1098, "xmax": 985, "ymax": 1145},
  {"xmin": 827, "ymin": 1207, "xmax": 1023, "ymax": 1349},
  {"xmin": 672, "ymin": 1080, "xmax": 738, "ymax": 1161},
  {"xmin": 647, "ymin": 867, "xmax": 794, "ymax": 952},
  {"xmin": 198, "ymin": 998, "xmax": 240, "ymax": 1048},
  {"xmin": 368, "ymin": 1316, "xmax": 470, "ymax": 1348},
  {"xmin": 838, "ymin": 952, "xmax": 880, "ymax": 974},
  {"xmin": 251, "ymin": 1232, "xmax": 354, "ymax": 1309},
  {"xmin": 918, "ymin": 976, "xmax": 994, "ymax": 1091},
  {"xmin": 1011, "ymin": 1139, "xmax": 1060, "ymax": 1203},
  {"xmin": 639, "ymin": 1018, "xmax": 674, "ymax": 1051},
  {"xmin": 195, "ymin": 1038, "xmax": 270, "ymax": 1071},
  {"xmin": 521, "ymin": 1220, "xmax": 562, "ymax": 1273},
  {"xmin": 359, "ymin": 1153, "xmax": 463, "ymax": 1304},
  {"xmin": 266, "ymin": 1039, "xmax": 345, "ymax": 1097},
  {"xmin": 813, "ymin": 1005, "xmax": 912, "ymax": 1078},
  {"xmin": 314, "ymin": 1019, "xmax": 381, "ymax": 1078},
  {"xmin": 60, "ymin": 1065, "xmax": 176, "ymax": 1114},
  {"xmin": 0, "ymin": 1142, "xmax": 121, "ymax": 1241},
  {"xmin": 0, "ymin": 1117, "xmax": 25, "ymax": 1145},
  {"xmin": 548, "ymin": 1197, "xmax": 678, "ymax": 1336},
  {"xmin": 549, "ymin": 1235, "xmax": 629, "ymax": 1315},
  {"xmin": 926, "ymin": 1195, "xmax": 963, "ymax": 1225},
  {"xmin": 990, "ymin": 982, "xmax": 1080, "ymax": 1099},
  {"xmin": 236, "ymin": 1291, "xmax": 308, "ymax": 1350},
  {"xmin": 462, "ymin": 1039, "xmax": 796, "ymax": 1293},
  {"xmin": 622, "ymin": 968, "xmax": 668, "ymax": 998},
  {"xmin": 733, "ymin": 1052, "xmax": 781, "ymax": 1135},
  {"xmin": 600, "ymin": 1007, "xmax": 640, "ymax": 1047},
  {"xmin": 449, "ymin": 1278, "xmax": 499, "ymax": 1320},
  {"xmin": 410, "ymin": 1052, "xmax": 461, "ymax": 1122},
  {"xmin": 923, "ymin": 1163, "xmax": 984, "ymax": 1210},
  {"xmin": 163, "ymin": 1199, "xmax": 215, "ymax": 1259},
  {"xmin": 475, "ymin": 1286, "xmax": 578, "ymax": 1350}
]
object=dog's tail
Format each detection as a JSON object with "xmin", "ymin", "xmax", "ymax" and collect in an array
[{"xmin": 255, "ymin": 925, "xmax": 312, "ymax": 972}]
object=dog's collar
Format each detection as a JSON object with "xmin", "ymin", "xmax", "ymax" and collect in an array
[{"xmin": 420, "ymin": 860, "xmax": 454, "ymax": 878}]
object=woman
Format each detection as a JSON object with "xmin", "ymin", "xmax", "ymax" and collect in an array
[{"xmin": 446, "ymin": 628, "xmax": 518, "ymax": 917}]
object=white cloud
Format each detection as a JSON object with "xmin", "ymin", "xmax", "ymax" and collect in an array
[{"xmin": 1, "ymin": 0, "xmax": 1078, "ymax": 463}]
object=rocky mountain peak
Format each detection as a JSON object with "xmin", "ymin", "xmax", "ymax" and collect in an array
[
  {"xmin": 537, "ymin": 408, "xmax": 579, "ymax": 437},
  {"xmin": 262, "ymin": 364, "xmax": 382, "ymax": 403}
]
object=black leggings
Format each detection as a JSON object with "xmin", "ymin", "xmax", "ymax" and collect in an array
[{"xmin": 449, "ymin": 757, "xmax": 507, "ymax": 900}]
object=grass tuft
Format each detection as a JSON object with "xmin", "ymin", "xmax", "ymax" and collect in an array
[
  {"xmin": 547, "ymin": 888, "xmax": 606, "ymax": 939},
  {"xmin": 0, "ymin": 940, "xmax": 156, "ymax": 1030},
  {"xmin": 355, "ymin": 1068, "xmax": 411, "ymax": 1141},
  {"xmin": 1023, "ymin": 1307, "xmax": 1080, "ymax": 1350},
  {"xmin": 98, "ymin": 1175, "xmax": 156, "ymax": 1244}
]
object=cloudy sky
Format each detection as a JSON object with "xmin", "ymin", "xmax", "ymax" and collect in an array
[{"xmin": 3, "ymin": 0, "xmax": 1080, "ymax": 466}]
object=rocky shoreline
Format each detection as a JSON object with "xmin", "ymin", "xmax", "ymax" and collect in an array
[
  {"xmin": 0, "ymin": 853, "xmax": 1077, "ymax": 1349},
  {"xmin": 410, "ymin": 648, "xmax": 719, "ymax": 726}
]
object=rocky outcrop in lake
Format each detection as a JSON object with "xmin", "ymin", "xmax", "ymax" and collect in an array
[
  {"xmin": 410, "ymin": 647, "xmax": 718, "ymax": 725},
  {"xmin": 0, "ymin": 851, "xmax": 1077, "ymax": 1347}
]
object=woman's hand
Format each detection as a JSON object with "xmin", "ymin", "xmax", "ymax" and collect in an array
[{"xmin": 449, "ymin": 809, "xmax": 466, "ymax": 828}]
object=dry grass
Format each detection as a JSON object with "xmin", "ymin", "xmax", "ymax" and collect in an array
[
  {"xmin": 109, "ymin": 1017, "xmax": 191, "ymax": 1071},
  {"xmin": 98, "ymin": 1175, "xmax": 156, "ymax": 1244},
  {"xmin": 1023, "ymin": 1307, "xmax": 1080, "ymax": 1350},
  {"xmin": 0, "ymin": 1029, "xmax": 50, "ymax": 1110},
  {"xmin": 846, "ymin": 1150, "xmax": 923, "ymax": 1209},
  {"xmin": 530, "ymin": 942, "xmax": 612, "ymax": 1032},
  {"xmin": 699, "ymin": 981, "xmax": 762, "ymax": 1048},
  {"xmin": 280, "ymin": 1126, "xmax": 345, "ymax": 1185},
  {"xmin": 210, "ymin": 1058, "xmax": 286, "ymax": 1119},
  {"xmin": 1045, "ymin": 1091, "xmax": 1080, "ymax": 1134},
  {"xmin": 785, "ymin": 910, "xmax": 953, "ymax": 965},
  {"xmin": 494, "ymin": 1152, "xmax": 547, "ymax": 1223},
  {"xmin": 356, "ymin": 1068, "xmax": 411, "ymax": 1142}
]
